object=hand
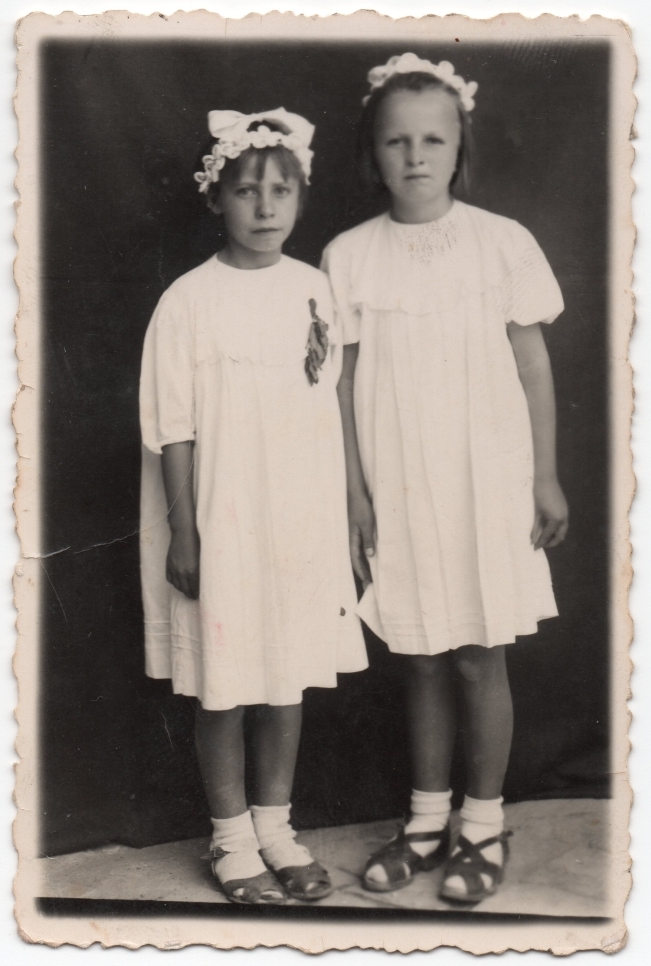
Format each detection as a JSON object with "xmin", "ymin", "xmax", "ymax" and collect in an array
[
  {"xmin": 166, "ymin": 526, "xmax": 200, "ymax": 599},
  {"xmin": 348, "ymin": 491, "xmax": 376, "ymax": 588},
  {"xmin": 532, "ymin": 478, "xmax": 569, "ymax": 550}
]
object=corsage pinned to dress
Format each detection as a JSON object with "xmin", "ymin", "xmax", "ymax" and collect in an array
[{"xmin": 305, "ymin": 299, "xmax": 329, "ymax": 385}]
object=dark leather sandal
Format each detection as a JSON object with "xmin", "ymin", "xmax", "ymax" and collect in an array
[
  {"xmin": 362, "ymin": 824, "xmax": 451, "ymax": 893},
  {"xmin": 208, "ymin": 848, "xmax": 286, "ymax": 905},
  {"xmin": 274, "ymin": 860, "xmax": 334, "ymax": 901},
  {"xmin": 439, "ymin": 830, "xmax": 513, "ymax": 904}
]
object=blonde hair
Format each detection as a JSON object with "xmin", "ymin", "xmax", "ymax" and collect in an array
[{"xmin": 357, "ymin": 71, "xmax": 474, "ymax": 198}]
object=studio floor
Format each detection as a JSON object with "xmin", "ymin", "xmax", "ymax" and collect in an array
[{"xmin": 37, "ymin": 799, "xmax": 611, "ymax": 916}]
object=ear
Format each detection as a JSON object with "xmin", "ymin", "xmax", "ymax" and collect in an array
[{"xmin": 207, "ymin": 195, "xmax": 222, "ymax": 217}]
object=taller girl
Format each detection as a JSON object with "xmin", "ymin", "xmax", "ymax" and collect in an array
[{"xmin": 323, "ymin": 54, "xmax": 569, "ymax": 903}]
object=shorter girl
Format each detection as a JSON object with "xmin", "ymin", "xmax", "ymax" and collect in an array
[
  {"xmin": 140, "ymin": 108, "xmax": 367, "ymax": 905},
  {"xmin": 324, "ymin": 54, "xmax": 569, "ymax": 903}
]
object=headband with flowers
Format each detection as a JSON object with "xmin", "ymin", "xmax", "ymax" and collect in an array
[
  {"xmin": 194, "ymin": 107, "xmax": 315, "ymax": 194},
  {"xmin": 363, "ymin": 53, "xmax": 478, "ymax": 112}
]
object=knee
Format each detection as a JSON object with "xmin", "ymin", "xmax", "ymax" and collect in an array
[
  {"xmin": 455, "ymin": 656, "xmax": 483, "ymax": 683},
  {"xmin": 454, "ymin": 646, "xmax": 504, "ymax": 684},
  {"xmin": 196, "ymin": 703, "xmax": 244, "ymax": 727},
  {"xmin": 405, "ymin": 654, "xmax": 447, "ymax": 679}
]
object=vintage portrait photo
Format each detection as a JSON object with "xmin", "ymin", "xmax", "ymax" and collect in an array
[{"xmin": 12, "ymin": 9, "xmax": 634, "ymax": 953}]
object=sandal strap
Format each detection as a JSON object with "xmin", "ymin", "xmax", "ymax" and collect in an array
[
  {"xmin": 277, "ymin": 859, "xmax": 329, "ymax": 881},
  {"xmin": 203, "ymin": 846, "xmax": 229, "ymax": 862},
  {"xmin": 275, "ymin": 860, "xmax": 332, "ymax": 899},
  {"xmin": 456, "ymin": 833, "xmax": 504, "ymax": 853},
  {"xmin": 402, "ymin": 828, "xmax": 448, "ymax": 844},
  {"xmin": 444, "ymin": 831, "xmax": 512, "ymax": 896},
  {"xmin": 364, "ymin": 824, "xmax": 450, "ymax": 887},
  {"xmin": 221, "ymin": 869, "xmax": 286, "ymax": 904}
]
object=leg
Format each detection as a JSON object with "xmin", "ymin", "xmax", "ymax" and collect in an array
[
  {"xmin": 363, "ymin": 654, "xmax": 456, "ymax": 890},
  {"xmin": 194, "ymin": 703, "xmax": 247, "ymax": 818},
  {"xmin": 250, "ymin": 703, "xmax": 303, "ymax": 806},
  {"xmin": 405, "ymin": 653, "xmax": 457, "ymax": 792},
  {"xmin": 249, "ymin": 703, "xmax": 332, "ymax": 901},
  {"xmin": 440, "ymin": 645, "xmax": 514, "ymax": 902},
  {"xmin": 194, "ymin": 703, "xmax": 284, "ymax": 905},
  {"xmin": 453, "ymin": 644, "xmax": 513, "ymax": 800}
]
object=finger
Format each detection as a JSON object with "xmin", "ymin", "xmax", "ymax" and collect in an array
[
  {"xmin": 174, "ymin": 573, "xmax": 189, "ymax": 598},
  {"xmin": 353, "ymin": 549, "xmax": 372, "ymax": 586},
  {"xmin": 531, "ymin": 511, "xmax": 543, "ymax": 547},
  {"xmin": 351, "ymin": 529, "xmax": 372, "ymax": 584},
  {"xmin": 546, "ymin": 519, "xmax": 569, "ymax": 548},
  {"xmin": 177, "ymin": 569, "xmax": 200, "ymax": 600},
  {"xmin": 187, "ymin": 571, "xmax": 200, "ymax": 600},
  {"xmin": 349, "ymin": 533, "xmax": 364, "ymax": 583},
  {"xmin": 535, "ymin": 519, "xmax": 559, "ymax": 550},
  {"xmin": 362, "ymin": 524, "xmax": 376, "ymax": 558}
]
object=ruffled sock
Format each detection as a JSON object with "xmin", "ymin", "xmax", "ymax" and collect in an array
[
  {"xmin": 404, "ymin": 788, "xmax": 453, "ymax": 858},
  {"xmin": 209, "ymin": 810, "xmax": 267, "ymax": 884},
  {"xmin": 250, "ymin": 803, "xmax": 312, "ymax": 871}
]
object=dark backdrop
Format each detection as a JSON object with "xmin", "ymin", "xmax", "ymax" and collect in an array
[{"xmin": 41, "ymin": 40, "xmax": 610, "ymax": 857}]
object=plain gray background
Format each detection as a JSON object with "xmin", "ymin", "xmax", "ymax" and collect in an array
[{"xmin": 1, "ymin": 0, "xmax": 649, "ymax": 962}]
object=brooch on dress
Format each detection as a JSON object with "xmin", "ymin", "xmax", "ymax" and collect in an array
[{"xmin": 305, "ymin": 298, "xmax": 329, "ymax": 385}]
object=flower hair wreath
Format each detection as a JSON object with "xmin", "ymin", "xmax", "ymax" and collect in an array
[
  {"xmin": 194, "ymin": 107, "xmax": 315, "ymax": 194},
  {"xmin": 363, "ymin": 52, "xmax": 478, "ymax": 112}
]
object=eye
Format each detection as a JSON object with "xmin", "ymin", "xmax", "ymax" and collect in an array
[
  {"xmin": 235, "ymin": 186, "xmax": 256, "ymax": 198},
  {"xmin": 425, "ymin": 136, "xmax": 444, "ymax": 145},
  {"xmin": 273, "ymin": 184, "xmax": 291, "ymax": 197},
  {"xmin": 386, "ymin": 137, "xmax": 402, "ymax": 146}
]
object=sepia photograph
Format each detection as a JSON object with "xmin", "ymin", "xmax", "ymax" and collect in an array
[{"xmin": 12, "ymin": 8, "xmax": 634, "ymax": 953}]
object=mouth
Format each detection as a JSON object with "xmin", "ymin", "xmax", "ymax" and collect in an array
[
  {"xmin": 405, "ymin": 174, "xmax": 431, "ymax": 181},
  {"xmin": 252, "ymin": 227, "xmax": 281, "ymax": 234}
]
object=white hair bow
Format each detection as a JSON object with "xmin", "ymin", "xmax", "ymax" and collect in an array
[
  {"xmin": 194, "ymin": 108, "xmax": 315, "ymax": 193},
  {"xmin": 207, "ymin": 108, "xmax": 315, "ymax": 147},
  {"xmin": 364, "ymin": 53, "xmax": 478, "ymax": 112}
]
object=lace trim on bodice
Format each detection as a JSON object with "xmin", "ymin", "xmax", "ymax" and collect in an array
[{"xmin": 391, "ymin": 204, "xmax": 460, "ymax": 266}]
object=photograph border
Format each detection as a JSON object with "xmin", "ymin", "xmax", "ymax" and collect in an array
[{"xmin": 13, "ymin": 9, "xmax": 635, "ymax": 954}]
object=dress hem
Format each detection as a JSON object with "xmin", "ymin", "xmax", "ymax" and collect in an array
[
  {"xmin": 359, "ymin": 611, "xmax": 559, "ymax": 655},
  {"xmin": 144, "ymin": 670, "xmax": 358, "ymax": 712}
]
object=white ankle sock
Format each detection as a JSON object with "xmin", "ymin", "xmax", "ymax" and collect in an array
[
  {"xmin": 209, "ymin": 811, "xmax": 266, "ymax": 883},
  {"xmin": 250, "ymin": 804, "xmax": 312, "ymax": 870},
  {"xmin": 459, "ymin": 794, "xmax": 504, "ymax": 844},
  {"xmin": 404, "ymin": 788, "xmax": 452, "ymax": 858},
  {"xmin": 445, "ymin": 795, "xmax": 505, "ymax": 896}
]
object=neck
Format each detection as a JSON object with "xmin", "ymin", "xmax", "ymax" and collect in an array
[
  {"xmin": 218, "ymin": 242, "xmax": 283, "ymax": 270},
  {"xmin": 390, "ymin": 192, "xmax": 454, "ymax": 225}
]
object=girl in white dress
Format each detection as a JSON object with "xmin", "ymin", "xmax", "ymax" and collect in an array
[
  {"xmin": 139, "ymin": 108, "xmax": 367, "ymax": 905},
  {"xmin": 323, "ymin": 54, "xmax": 569, "ymax": 903}
]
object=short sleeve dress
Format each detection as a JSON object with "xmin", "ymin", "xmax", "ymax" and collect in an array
[
  {"xmin": 322, "ymin": 200, "xmax": 565, "ymax": 655},
  {"xmin": 139, "ymin": 254, "xmax": 368, "ymax": 710}
]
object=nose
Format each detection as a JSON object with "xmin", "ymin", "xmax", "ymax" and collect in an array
[
  {"xmin": 256, "ymin": 191, "xmax": 275, "ymax": 219},
  {"xmin": 406, "ymin": 140, "xmax": 425, "ymax": 167}
]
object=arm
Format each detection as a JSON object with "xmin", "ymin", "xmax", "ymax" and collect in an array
[
  {"xmin": 507, "ymin": 322, "xmax": 569, "ymax": 549},
  {"xmin": 337, "ymin": 344, "xmax": 376, "ymax": 586},
  {"xmin": 161, "ymin": 440, "xmax": 200, "ymax": 599}
]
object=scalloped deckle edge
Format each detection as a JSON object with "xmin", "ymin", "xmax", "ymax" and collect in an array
[{"xmin": 13, "ymin": 8, "xmax": 634, "ymax": 954}]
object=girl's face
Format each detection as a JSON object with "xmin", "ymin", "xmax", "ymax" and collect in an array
[
  {"xmin": 213, "ymin": 154, "xmax": 301, "ymax": 269},
  {"xmin": 374, "ymin": 87, "xmax": 461, "ymax": 223}
]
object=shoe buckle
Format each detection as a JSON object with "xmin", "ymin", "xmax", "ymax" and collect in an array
[{"xmin": 202, "ymin": 846, "xmax": 230, "ymax": 862}]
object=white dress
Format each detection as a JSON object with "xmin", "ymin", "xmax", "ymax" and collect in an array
[
  {"xmin": 322, "ymin": 201, "xmax": 565, "ymax": 656},
  {"xmin": 139, "ymin": 254, "xmax": 367, "ymax": 710}
]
